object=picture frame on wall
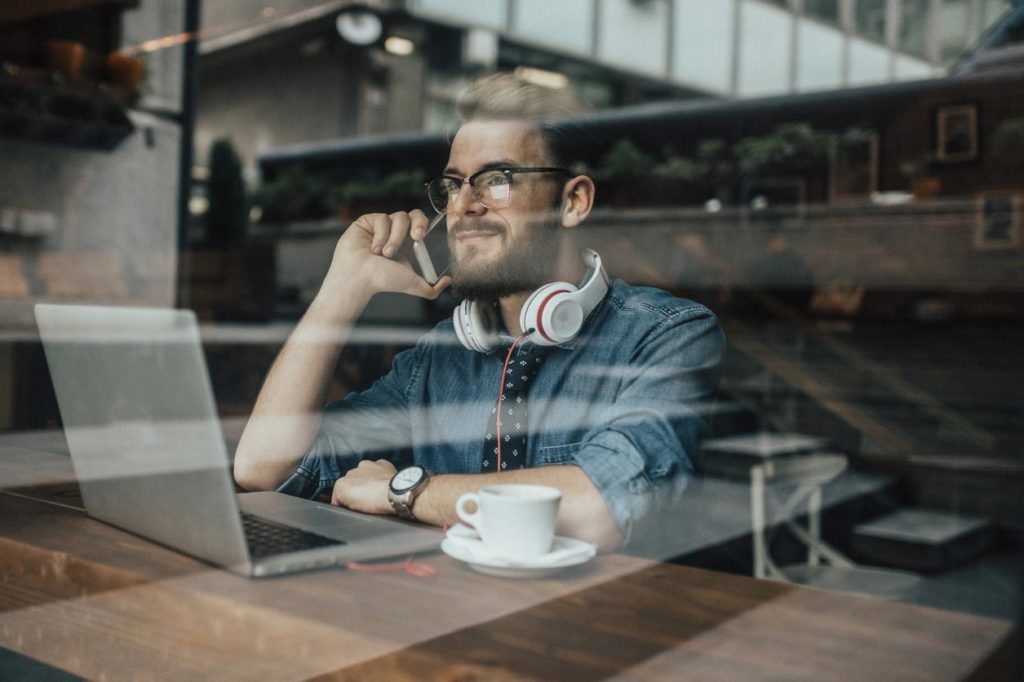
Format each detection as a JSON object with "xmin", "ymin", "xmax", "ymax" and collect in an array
[
  {"xmin": 936, "ymin": 104, "xmax": 979, "ymax": 163},
  {"xmin": 974, "ymin": 193, "xmax": 1020, "ymax": 250}
]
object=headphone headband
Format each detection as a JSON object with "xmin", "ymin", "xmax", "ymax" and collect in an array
[{"xmin": 576, "ymin": 250, "xmax": 609, "ymax": 317}]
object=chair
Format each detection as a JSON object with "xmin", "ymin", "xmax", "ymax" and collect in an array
[{"xmin": 751, "ymin": 453, "xmax": 921, "ymax": 600}]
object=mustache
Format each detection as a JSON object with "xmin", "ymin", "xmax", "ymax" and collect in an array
[{"xmin": 448, "ymin": 218, "xmax": 505, "ymax": 236}]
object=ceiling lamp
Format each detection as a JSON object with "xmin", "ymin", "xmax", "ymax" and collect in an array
[
  {"xmin": 514, "ymin": 66, "xmax": 568, "ymax": 90},
  {"xmin": 335, "ymin": 6, "xmax": 384, "ymax": 46},
  {"xmin": 384, "ymin": 36, "xmax": 414, "ymax": 56}
]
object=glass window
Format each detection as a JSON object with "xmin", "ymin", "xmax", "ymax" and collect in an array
[
  {"xmin": 981, "ymin": 0, "xmax": 1011, "ymax": 28},
  {"xmin": 673, "ymin": 0, "xmax": 736, "ymax": 94},
  {"xmin": 737, "ymin": 0, "xmax": 793, "ymax": 96},
  {"xmin": 848, "ymin": 35, "xmax": 891, "ymax": 84},
  {"xmin": 4, "ymin": 3, "xmax": 1022, "ymax": 679},
  {"xmin": 856, "ymin": 0, "xmax": 888, "ymax": 43},
  {"xmin": 899, "ymin": 0, "xmax": 930, "ymax": 57},
  {"xmin": 805, "ymin": 0, "xmax": 840, "ymax": 23},
  {"xmin": 412, "ymin": 0, "xmax": 507, "ymax": 30},
  {"xmin": 512, "ymin": 0, "xmax": 594, "ymax": 56},
  {"xmin": 941, "ymin": 0, "xmax": 972, "ymax": 63},
  {"xmin": 796, "ymin": 17, "xmax": 844, "ymax": 91},
  {"xmin": 597, "ymin": 0, "xmax": 671, "ymax": 77},
  {"xmin": 894, "ymin": 54, "xmax": 934, "ymax": 79}
]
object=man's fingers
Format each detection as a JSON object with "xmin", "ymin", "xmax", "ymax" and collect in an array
[
  {"xmin": 409, "ymin": 209, "xmax": 430, "ymax": 241},
  {"xmin": 368, "ymin": 213, "xmax": 391, "ymax": 255},
  {"xmin": 411, "ymin": 274, "xmax": 452, "ymax": 300},
  {"xmin": 366, "ymin": 211, "xmax": 425, "ymax": 257},
  {"xmin": 331, "ymin": 479, "xmax": 345, "ymax": 506},
  {"xmin": 433, "ymin": 275, "xmax": 452, "ymax": 297},
  {"xmin": 383, "ymin": 212, "xmax": 411, "ymax": 257}
]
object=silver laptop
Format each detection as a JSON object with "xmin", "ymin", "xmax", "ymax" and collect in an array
[{"xmin": 35, "ymin": 303, "xmax": 440, "ymax": 577}]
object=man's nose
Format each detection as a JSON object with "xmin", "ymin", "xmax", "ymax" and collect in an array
[{"xmin": 450, "ymin": 180, "xmax": 485, "ymax": 216}]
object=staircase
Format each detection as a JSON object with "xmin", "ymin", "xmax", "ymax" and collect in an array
[
  {"xmin": 691, "ymin": 310, "xmax": 1019, "ymax": 584},
  {"xmin": 715, "ymin": 312, "xmax": 1024, "ymax": 530}
]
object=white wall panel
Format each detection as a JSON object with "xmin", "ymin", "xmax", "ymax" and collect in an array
[
  {"xmin": 795, "ymin": 17, "xmax": 843, "ymax": 92},
  {"xmin": 597, "ymin": 0, "xmax": 670, "ymax": 77},
  {"xmin": 737, "ymin": 0, "xmax": 792, "ymax": 96},
  {"xmin": 512, "ymin": 0, "xmax": 594, "ymax": 56},
  {"xmin": 894, "ymin": 55, "xmax": 935, "ymax": 81},
  {"xmin": 848, "ymin": 37, "xmax": 891, "ymax": 85},
  {"xmin": 672, "ymin": 0, "xmax": 734, "ymax": 94}
]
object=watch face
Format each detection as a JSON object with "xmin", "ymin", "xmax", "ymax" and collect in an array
[{"xmin": 391, "ymin": 466, "xmax": 425, "ymax": 493}]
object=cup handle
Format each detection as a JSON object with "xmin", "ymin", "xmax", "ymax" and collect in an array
[{"xmin": 455, "ymin": 492, "xmax": 481, "ymax": 528}]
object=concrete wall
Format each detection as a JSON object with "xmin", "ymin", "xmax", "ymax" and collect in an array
[
  {"xmin": 196, "ymin": 35, "xmax": 356, "ymax": 177},
  {"xmin": 0, "ymin": 4, "xmax": 186, "ymax": 329},
  {"xmin": 195, "ymin": 31, "xmax": 427, "ymax": 176},
  {"xmin": 0, "ymin": 3, "xmax": 187, "ymax": 430}
]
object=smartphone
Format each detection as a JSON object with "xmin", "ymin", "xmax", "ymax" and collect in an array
[{"xmin": 411, "ymin": 213, "xmax": 450, "ymax": 285}]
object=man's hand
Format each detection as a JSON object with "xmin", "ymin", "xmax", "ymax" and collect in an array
[
  {"xmin": 325, "ymin": 209, "xmax": 451, "ymax": 304},
  {"xmin": 331, "ymin": 459, "xmax": 398, "ymax": 515}
]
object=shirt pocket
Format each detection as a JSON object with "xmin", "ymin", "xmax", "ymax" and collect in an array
[{"xmin": 536, "ymin": 441, "xmax": 584, "ymax": 466}]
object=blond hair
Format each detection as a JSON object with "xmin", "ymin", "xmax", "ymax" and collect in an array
[
  {"xmin": 455, "ymin": 72, "xmax": 587, "ymax": 123},
  {"xmin": 453, "ymin": 73, "xmax": 591, "ymax": 169}
]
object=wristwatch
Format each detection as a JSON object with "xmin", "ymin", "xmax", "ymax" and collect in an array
[{"xmin": 388, "ymin": 466, "xmax": 432, "ymax": 520}]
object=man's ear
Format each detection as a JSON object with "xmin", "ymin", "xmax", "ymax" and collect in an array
[{"xmin": 560, "ymin": 175, "xmax": 595, "ymax": 229}]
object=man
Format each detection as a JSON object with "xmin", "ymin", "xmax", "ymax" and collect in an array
[{"xmin": 234, "ymin": 74, "xmax": 725, "ymax": 552}]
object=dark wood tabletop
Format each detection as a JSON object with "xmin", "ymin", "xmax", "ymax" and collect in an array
[{"xmin": 0, "ymin": 477, "xmax": 1014, "ymax": 682}]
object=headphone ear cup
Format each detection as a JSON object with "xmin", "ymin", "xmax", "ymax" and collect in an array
[
  {"xmin": 452, "ymin": 301, "xmax": 474, "ymax": 351},
  {"xmin": 520, "ymin": 282, "xmax": 581, "ymax": 347},
  {"xmin": 453, "ymin": 300, "xmax": 499, "ymax": 352}
]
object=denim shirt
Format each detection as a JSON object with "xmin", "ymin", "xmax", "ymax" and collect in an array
[{"xmin": 278, "ymin": 280, "xmax": 725, "ymax": 546}]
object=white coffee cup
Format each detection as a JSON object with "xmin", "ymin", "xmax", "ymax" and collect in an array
[{"xmin": 455, "ymin": 484, "xmax": 562, "ymax": 560}]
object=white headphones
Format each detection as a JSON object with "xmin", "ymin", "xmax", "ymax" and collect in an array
[{"xmin": 452, "ymin": 249, "xmax": 609, "ymax": 352}]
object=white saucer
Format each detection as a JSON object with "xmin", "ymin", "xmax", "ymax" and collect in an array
[{"xmin": 441, "ymin": 530, "xmax": 596, "ymax": 579}]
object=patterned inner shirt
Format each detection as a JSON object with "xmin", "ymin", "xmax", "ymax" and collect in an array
[{"xmin": 481, "ymin": 342, "xmax": 550, "ymax": 472}]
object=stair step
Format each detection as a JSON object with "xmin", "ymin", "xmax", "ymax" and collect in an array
[
  {"xmin": 702, "ymin": 431, "xmax": 829, "ymax": 458},
  {"xmin": 851, "ymin": 508, "xmax": 997, "ymax": 573}
]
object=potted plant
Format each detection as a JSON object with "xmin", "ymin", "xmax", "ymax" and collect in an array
[
  {"xmin": 900, "ymin": 153, "xmax": 940, "ymax": 198},
  {"xmin": 733, "ymin": 123, "xmax": 829, "ymax": 178},
  {"xmin": 590, "ymin": 138, "xmax": 657, "ymax": 207},
  {"xmin": 205, "ymin": 138, "xmax": 248, "ymax": 245}
]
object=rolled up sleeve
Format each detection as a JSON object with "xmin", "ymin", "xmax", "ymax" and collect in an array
[{"xmin": 571, "ymin": 306, "xmax": 725, "ymax": 548}]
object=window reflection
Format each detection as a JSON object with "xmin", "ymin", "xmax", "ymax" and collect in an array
[
  {"xmin": 805, "ymin": 0, "xmax": 841, "ymax": 24},
  {"xmin": 856, "ymin": 0, "xmax": 888, "ymax": 43},
  {"xmin": 1, "ymin": 0, "xmax": 1022, "ymax": 678},
  {"xmin": 900, "ymin": 0, "xmax": 931, "ymax": 57}
]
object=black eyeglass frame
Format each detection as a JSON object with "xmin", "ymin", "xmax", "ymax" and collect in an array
[{"xmin": 424, "ymin": 166, "xmax": 571, "ymax": 214}]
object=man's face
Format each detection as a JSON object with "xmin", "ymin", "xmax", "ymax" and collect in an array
[{"xmin": 443, "ymin": 120, "xmax": 564, "ymax": 301}]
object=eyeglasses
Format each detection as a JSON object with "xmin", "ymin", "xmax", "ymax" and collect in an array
[{"xmin": 424, "ymin": 167, "xmax": 569, "ymax": 214}]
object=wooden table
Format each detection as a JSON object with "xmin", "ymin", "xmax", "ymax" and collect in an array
[
  {"xmin": 0, "ymin": 423, "xmax": 896, "ymax": 562},
  {"xmin": 0, "ymin": 482, "xmax": 1014, "ymax": 681}
]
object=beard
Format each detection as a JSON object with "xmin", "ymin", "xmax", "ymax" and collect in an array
[{"xmin": 448, "ymin": 215, "xmax": 561, "ymax": 301}]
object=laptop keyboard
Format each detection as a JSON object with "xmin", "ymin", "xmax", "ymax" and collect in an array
[{"xmin": 240, "ymin": 511, "xmax": 346, "ymax": 560}]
